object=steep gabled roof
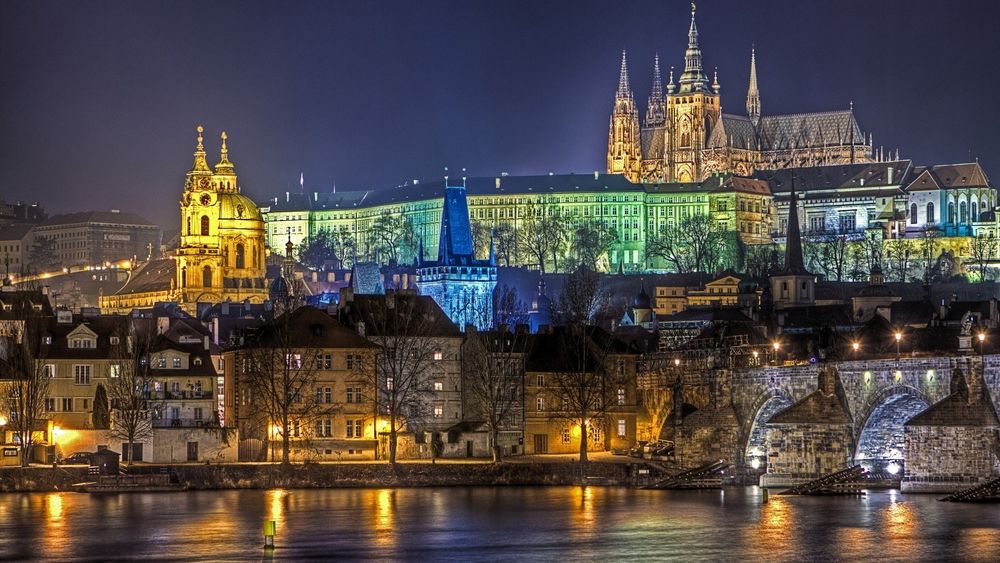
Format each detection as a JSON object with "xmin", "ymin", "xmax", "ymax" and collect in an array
[
  {"xmin": 924, "ymin": 162, "xmax": 991, "ymax": 188},
  {"xmin": 757, "ymin": 110, "xmax": 864, "ymax": 151},
  {"xmin": 904, "ymin": 168, "xmax": 942, "ymax": 192},
  {"xmin": 706, "ymin": 114, "xmax": 759, "ymax": 150},
  {"xmin": 111, "ymin": 259, "xmax": 175, "ymax": 296}
]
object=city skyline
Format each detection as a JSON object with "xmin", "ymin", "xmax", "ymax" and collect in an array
[{"xmin": 3, "ymin": 0, "xmax": 1000, "ymax": 229}]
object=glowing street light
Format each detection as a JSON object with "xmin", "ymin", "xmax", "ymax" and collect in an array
[
  {"xmin": 772, "ymin": 340, "xmax": 781, "ymax": 365},
  {"xmin": 673, "ymin": 358, "xmax": 681, "ymax": 367},
  {"xmin": 894, "ymin": 331, "xmax": 902, "ymax": 361},
  {"xmin": 852, "ymin": 341, "xmax": 860, "ymax": 353},
  {"xmin": 978, "ymin": 332, "xmax": 987, "ymax": 357}
]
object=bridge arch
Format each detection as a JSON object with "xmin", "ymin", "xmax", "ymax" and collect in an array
[
  {"xmin": 853, "ymin": 384, "xmax": 931, "ymax": 475},
  {"xmin": 740, "ymin": 391, "xmax": 795, "ymax": 472}
]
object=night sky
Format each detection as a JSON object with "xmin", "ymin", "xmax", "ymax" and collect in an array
[{"xmin": 2, "ymin": 0, "xmax": 998, "ymax": 229}]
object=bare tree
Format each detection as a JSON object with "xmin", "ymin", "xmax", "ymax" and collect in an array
[
  {"xmin": 556, "ymin": 266, "xmax": 609, "ymax": 325},
  {"xmin": 646, "ymin": 213, "xmax": 727, "ymax": 273},
  {"xmin": 494, "ymin": 284, "xmax": 528, "ymax": 329},
  {"xmin": 548, "ymin": 325, "xmax": 622, "ymax": 463},
  {"xmin": 917, "ymin": 229, "xmax": 943, "ymax": 284},
  {"xmin": 969, "ymin": 232, "xmax": 998, "ymax": 282},
  {"xmin": 804, "ymin": 231, "xmax": 850, "ymax": 281},
  {"xmin": 743, "ymin": 243, "xmax": 782, "ymax": 281},
  {"xmin": 570, "ymin": 220, "xmax": 619, "ymax": 271},
  {"xmin": 471, "ymin": 220, "xmax": 491, "ymax": 260},
  {"xmin": 884, "ymin": 238, "xmax": 913, "ymax": 282},
  {"xmin": 492, "ymin": 223, "xmax": 518, "ymax": 267},
  {"xmin": 519, "ymin": 199, "xmax": 568, "ymax": 273},
  {"xmin": 352, "ymin": 293, "xmax": 442, "ymax": 465},
  {"xmin": 463, "ymin": 327, "xmax": 529, "ymax": 462},
  {"xmin": 370, "ymin": 211, "xmax": 417, "ymax": 265},
  {"xmin": 106, "ymin": 319, "xmax": 158, "ymax": 465},
  {"xmin": 0, "ymin": 294, "xmax": 50, "ymax": 466},
  {"xmin": 237, "ymin": 306, "xmax": 335, "ymax": 465}
]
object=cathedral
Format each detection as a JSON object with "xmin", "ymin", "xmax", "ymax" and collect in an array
[
  {"xmin": 101, "ymin": 126, "xmax": 269, "ymax": 314},
  {"xmin": 608, "ymin": 3, "xmax": 875, "ymax": 184}
]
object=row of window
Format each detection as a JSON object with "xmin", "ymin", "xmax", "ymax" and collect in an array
[{"xmin": 313, "ymin": 418, "xmax": 365, "ymax": 438}]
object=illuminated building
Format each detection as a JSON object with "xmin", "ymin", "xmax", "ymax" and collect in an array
[
  {"xmin": 101, "ymin": 127, "xmax": 269, "ymax": 314},
  {"xmin": 30, "ymin": 210, "xmax": 160, "ymax": 269},
  {"xmin": 609, "ymin": 3, "xmax": 873, "ymax": 184},
  {"xmin": 415, "ymin": 176, "xmax": 497, "ymax": 330}
]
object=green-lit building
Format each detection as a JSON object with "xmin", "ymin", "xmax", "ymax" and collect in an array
[{"xmin": 261, "ymin": 172, "xmax": 773, "ymax": 272}]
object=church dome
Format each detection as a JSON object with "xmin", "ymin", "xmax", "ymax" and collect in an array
[
  {"xmin": 217, "ymin": 192, "xmax": 263, "ymax": 223},
  {"xmin": 269, "ymin": 273, "xmax": 289, "ymax": 302}
]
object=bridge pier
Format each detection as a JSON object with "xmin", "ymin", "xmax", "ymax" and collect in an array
[
  {"xmin": 902, "ymin": 360, "xmax": 1000, "ymax": 493},
  {"xmin": 760, "ymin": 365, "xmax": 854, "ymax": 487}
]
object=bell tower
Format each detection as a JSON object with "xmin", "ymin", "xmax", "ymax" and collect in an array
[
  {"xmin": 606, "ymin": 51, "xmax": 642, "ymax": 182},
  {"xmin": 666, "ymin": 2, "xmax": 720, "ymax": 182}
]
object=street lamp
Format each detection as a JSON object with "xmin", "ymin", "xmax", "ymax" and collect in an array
[
  {"xmin": 752, "ymin": 349, "xmax": 759, "ymax": 366},
  {"xmin": 852, "ymin": 341, "xmax": 860, "ymax": 353},
  {"xmin": 894, "ymin": 331, "xmax": 902, "ymax": 361},
  {"xmin": 978, "ymin": 332, "xmax": 986, "ymax": 357},
  {"xmin": 772, "ymin": 340, "xmax": 780, "ymax": 365}
]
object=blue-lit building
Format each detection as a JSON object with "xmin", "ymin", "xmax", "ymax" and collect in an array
[{"xmin": 416, "ymin": 176, "xmax": 497, "ymax": 330}]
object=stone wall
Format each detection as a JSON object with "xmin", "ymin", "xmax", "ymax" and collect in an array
[
  {"xmin": 902, "ymin": 426, "xmax": 999, "ymax": 493},
  {"xmin": 761, "ymin": 423, "xmax": 852, "ymax": 487}
]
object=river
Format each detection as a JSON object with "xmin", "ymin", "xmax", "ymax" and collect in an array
[{"xmin": 1, "ymin": 487, "xmax": 999, "ymax": 561}]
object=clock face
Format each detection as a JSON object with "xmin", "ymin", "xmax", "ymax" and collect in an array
[
  {"xmin": 199, "ymin": 177, "xmax": 211, "ymax": 189},
  {"xmin": 200, "ymin": 194, "xmax": 211, "ymax": 206}
]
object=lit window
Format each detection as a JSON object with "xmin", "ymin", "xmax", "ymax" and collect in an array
[
  {"xmin": 617, "ymin": 419, "xmax": 626, "ymax": 438},
  {"xmin": 434, "ymin": 381, "xmax": 443, "ymax": 391},
  {"xmin": 433, "ymin": 405, "xmax": 443, "ymax": 418},
  {"xmin": 434, "ymin": 351, "xmax": 443, "ymax": 361}
]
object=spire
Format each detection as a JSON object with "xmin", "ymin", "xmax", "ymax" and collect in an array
[
  {"xmin": 712, "ymin": 66, "xmax": 720, "ymax": 94},
  {"xmin": 746, "ymin": 46, "xmax": 761, "ymax": 126},
  {"xmin": 190, "ymin": 125, "xmax": 210, "ymax": 173},
  {"xmin": 215, "ymin": 131, "xmax": 235, "ymax": 175},
  {"xmin": 678, "ymin": 2, "xmax": 709, "ymax": 93},
  {"xmin": 645, "ymin": 54, "xmax": 666, "ymax": 127},
  {"xmin": 783, "ymin": 177, "xmax": 808, "ymax": 274},
  {"xmin": 617, "ymin": 50, "xmax": 632, "ymax": 98},
  {"xmin": 667, "ymin": 66, "xmax": 676, "ymax": 94}
]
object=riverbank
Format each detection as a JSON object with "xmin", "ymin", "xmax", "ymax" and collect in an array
[{"xmin": 0, "ymin": 460, "xmax": 670, "ymax": 492}]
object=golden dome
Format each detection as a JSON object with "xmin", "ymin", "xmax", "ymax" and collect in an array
[{"xmin": 217, "ymin": 192, "xmax": 263, "ymax": 223}]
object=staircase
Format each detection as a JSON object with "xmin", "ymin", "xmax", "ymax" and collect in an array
[
  {"xmin": 940, "ymin": 477, "xmax": 1000, "ymax": 502},
  {"xmin": 645, "ymin": 460, "xmax": 732, "ymax": 489},
  {"xmin": 781, "ymin": 465, "xmax": 868, "ymax": 495}
]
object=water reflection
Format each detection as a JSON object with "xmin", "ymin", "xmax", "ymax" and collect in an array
[
  {"xmin": 372, "ymin": 488, "xmax": 396, "ymax": 548},
  {"xmin": 0, "ymin": 488, "xmax": 998, "ymax": 561}
]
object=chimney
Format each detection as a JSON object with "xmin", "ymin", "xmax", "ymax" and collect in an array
[
  {"xmin": 213, "ymin": 317, "xmax": 220, "ymax": 345},
  {"xmin": 204, "ymin": 335, "xmax": 210, "ymax": 350},
  {"xmin": 356, "ymin": 321, "xmax": 365, "ymax": 337},
  {"xmin": 887, "ymin": 166, "xmax": 894, "ymax": 184}
]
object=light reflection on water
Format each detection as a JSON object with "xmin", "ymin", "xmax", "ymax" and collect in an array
[{"xmin": 0, "ymin": 487, "xmax": 999, "ymax": 561}]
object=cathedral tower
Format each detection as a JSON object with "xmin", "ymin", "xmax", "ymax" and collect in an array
[
  {"xmin": 606, "ymin": 51, "xmax": 642, "ymax": 182},
  {"xmin": 645, "ymin": 54, "xmax": 666, "ymax": 127},
  {"xmin": 666, "ymin": 2, "xmax": 720, "ymax": 182}
]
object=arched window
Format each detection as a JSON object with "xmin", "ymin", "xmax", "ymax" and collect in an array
[
  {"xmin": 949, "ymin": 202, "xmax": 956, "ymax": 224},
  {"xmin": 910, "ymin": 203, "xmax": 918, "ymax": 225},
  {"xmin": 927, "ymin": 202, "xmax": 935, "ymax": 223},
  {"xmin": 186, "ymin": 217, "xmax": 191, "ymax": 235},
  {"xmin": 960, "ymin": 202, "xmax": 968, "ymax": 224},
  {"xmin": 236, "ymin": 243, "xmax": 245, "ymax": 269},
  {"xmin": 200, "ymin": 215, "xmax": 210, "ymax": 236},
  {"xmin": 181, "ymin": 267, "xmax": 187, "ymax": 288},
  {"xmin": 681, "ymin": 132, "xmax": 691, "ymax": 147},
  {"xmin": 202, "ymin": 266, "xmax": 212, "ymax": 288},
  {"xmin": 973, "ymin": 202, "xmax": 979, "ymax": 222}
]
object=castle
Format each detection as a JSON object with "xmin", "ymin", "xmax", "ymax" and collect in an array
[
  {"xmin": 608, "ymin": 3, "xmax": 875, "ymax": 183},
  {"xmin": 101, "ymin": 126, "xmax": 269, "ymax": 313}
]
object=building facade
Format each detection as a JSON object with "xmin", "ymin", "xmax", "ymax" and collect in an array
[{"xmin": 30, "ymin": 210, "xmax": 160, "ymax": 270}]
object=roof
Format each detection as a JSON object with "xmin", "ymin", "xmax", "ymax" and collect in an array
[
  {"xmin": 0, "ymin": 289, "xmax": 52, "ymax": 318},
  {"xmin": 252, "ymin": 306, "xmax": 376, "ymax": 349},
  {"xmin": 640, "ymin": 126, "xmax": 666, "ymax": 161},
  {"xmin": 707, "ymin": 114, "xmax": 759, "ymax": 150},
  {"xmin": 38, "ymin": 210, "xmax": 157, "ymax": 228},
  {"xmin": 0, "ymin": 224, "xmax": 32, "ymax": 241},
  {"xmin": 916, "ymin": 163, "xmax": 991, "ymax": 188},
  {"xmin": 753, "ymin": 160, "xmax": 912, "ymax": 195},
  {"xmin": 757, "ymin": 110, "xmax": 865, "ymax": 151},
  {"xmin": 720, "ymin": 176, "xmax": 770, "ymax": 196},
  {"xmin": 350, "ymin": 263, "xmax": 385, "ymax": 295},
  {"xmin": 435, "ymin": 179, "xmax": 476, "ymax": 263},
  {"xmin": 768, "ymin": 388, "xmax": 852, "ymax": 424},
  {"xmin": 40, "ymin": 315, "xmax": 129, "ymax": 360},
  {"xmin": 339, "ymin": 292, "xmax": 462, "ymax": 338},
  {"xmin": 111, "ymin": 259, "xmax": 175, "ymax": 296},
  {"xmin": 524, "ymin": 325, "xmax": 631, "ymax": 372}
]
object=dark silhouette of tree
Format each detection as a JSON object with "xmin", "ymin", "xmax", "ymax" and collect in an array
[
  {"xmin": 0, "ymin": 291, "xmax": 50, "ymax": 466},
  {"xmin": 92, "ymin": 383, "xmax": 110, "ymax": 429},
  {"xmin": 463, "ymin": 327, "xmax": 529, "ymax": 462}
]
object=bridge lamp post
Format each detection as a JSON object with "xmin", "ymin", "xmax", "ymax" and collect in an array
[
  {"xmin": 894, "ymin": 331, "xmax": 902, "ymax": 362},
  {"xmin": 752, "ymin": 349, "xmax": 759, "ymax": 367},
  {"xmin": 851, "ymin": 341, "xmax": 860, "ymax": 355},
  {"xmin": 978, "ymin": 332, "xmax": 986, "ymax": 357},
  {"xmin": 772, "ymin": 341, "xmax": 780, "ymax": 365}
]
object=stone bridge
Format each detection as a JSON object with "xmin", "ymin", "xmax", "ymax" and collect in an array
[{"xmin": 652, "ymin": 354, "xmax": 1000, "ymax": 492}]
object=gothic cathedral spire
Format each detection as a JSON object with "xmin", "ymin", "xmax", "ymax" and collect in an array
[
  {"xmin": 607, "ymin": 50, "xmax": 641, "ymax": 182},
  {"xmin": 678, "ymin": 2, "xmax": 709, "ymax": 93},
  {"xmin": 747, "ymin": 46, "xmax": 761, "ymax": 126},
  {"xmin": 645, "ymin": 54, "xmax": 666, "ymax": 127}
]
